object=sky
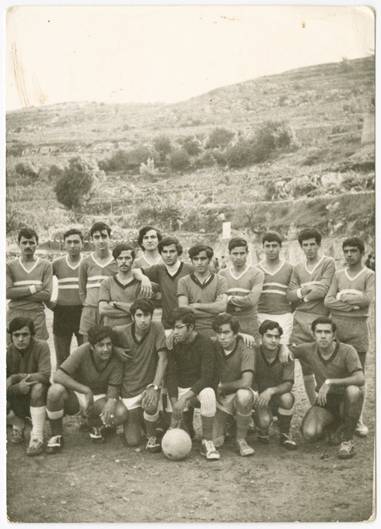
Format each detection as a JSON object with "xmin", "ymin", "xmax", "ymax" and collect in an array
[{"xmin": 6, "ymin": 5, "xmax": 375, "ymax": 110}]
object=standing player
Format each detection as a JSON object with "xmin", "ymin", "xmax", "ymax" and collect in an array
[
  {"xmin": 253, "ymin": 320, "xmax": 297, "ymax": 449},
  {"xmin": 7, "ymin": 317, "xmax": 51, "ymax": 456},
  {"xmin": 257, "ymin": 232, "xmax": 294, "ymax": 344},
  {"xmin": 7, "ymin": 228, "xmax": 52, "ymax": 340},
  {"xmin": 112, "ymin": 299, "xmax": 168, "ymax": 453},
  {"xmin": 287, "ymin": 228, "xmax": 335, "ymax": 404},
  {"xmin": 134, "ymin": 225, "xmax": 163, "ymax": 268},
  {"xmin": 78, "ymin": 222, "xmax": 118, "ymax": 340},
  {"xmin": 99, "ymin": 244, "xmax": 143, "ymax": 327},
  {"xmin": 45, "ymin": 326, "xmax": 126, "ymax": 452},
  {"xmin": 50, "ymin": 228, "xmax": 84, "ymax": 366},
  {"xmin": 325, "ymin": 237, "xmax": 374, "ymax": 437},
  {"xmin": 220, "ymin": 238, "xmax": 264, "ymax": 340},
  {"xmin": 166, "ymin": 308, "xmax": 221, "ymax": 460},
  {"xmin": 292, "ymin": 317, "xmax": 364, "ymax": 459},
  {"xmin": 212, "ymin": 313, "xmax": 256, "ymax": 457},
  {"xmin": 177, "ymin": 244, "xmax": 228, "ymax": 338}
]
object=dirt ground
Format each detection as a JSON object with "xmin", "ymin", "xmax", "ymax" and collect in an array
[{"xmin": 7, "ymin": 310, "xmax": 375, "ymax": 523}]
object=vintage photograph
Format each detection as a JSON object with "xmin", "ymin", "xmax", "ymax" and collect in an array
[{"xmin": 5, "ymin": 4, "xmax": 375, "ymax": 523}]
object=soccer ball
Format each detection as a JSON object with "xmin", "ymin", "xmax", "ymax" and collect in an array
[{"xmin": 161, "ymin": 428, "xmax": 192, "ymax": 461}]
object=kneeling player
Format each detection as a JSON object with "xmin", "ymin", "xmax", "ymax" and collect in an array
[
  {"xmin": 46, "ymin": 325, "xmax": 126, "ymax": 453},
  {"xmin": 253, "ymin": 320, "xmax": 297, "ymax": 450},
  {"xmin": 292, "ymin": 317, "xmax": 364, "ymax": 459},
  {"xmin": 7, "ymin": 317, "xmax": 51, "ymax": 456},
  {"xmin": 166, "ymin": 308, "xmax": 220, "ymax": 460},
  {"xmin": 212, "ymin": 313, "xmax": 256, "ymax": 457}
]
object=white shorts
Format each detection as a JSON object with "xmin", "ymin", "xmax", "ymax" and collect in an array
[
  {"xmin": 257, "ymin": 312, "xmax": 293, "ymax": 344},
  {"xmin": 165, "ymin": 387, "xmax": 192, "ymax": 412},
  {"xmin": 217, "ymin": 388, "xmax": 258, "ymax": 416},
  {"xmin": 122, "ymin": 390, "xmax": 163, "ymax": 411},
  {"xmin": 74, "ymin": 392, "xmax": 106, "ymax": 412}
]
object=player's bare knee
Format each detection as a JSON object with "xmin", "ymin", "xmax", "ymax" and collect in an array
[
  {"xmin": 256, "ymin": 412, "xmax": 272, "ymax": 430},
  {"xmin": 236, "ymin": 389, "xmax": 254, "ymax": 410},
  {"xmin": 345, "ymin": 385, "xmax": 362, "ymax": 402},
  {"xmin": 30, "ymin": 382, "xmax": 47, "ymax": 404},
  {"xmin": 114, "ymin": 402, "xmax": 128, "ymax": 424},
  {"xmin": 279, "ymin": 392, "xmax": 294, "ymax": 410},
  {"xmin": 48, "ymin": 383, "xmax": 66, "ymax": 401}
]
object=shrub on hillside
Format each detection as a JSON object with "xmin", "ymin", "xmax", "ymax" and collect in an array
[
  {"xmin": 169, "ymin": 149, "xmax": 190, "ymax": 172},
  {"xmin": 226, "ymin": 139, "xmax": 254, "ymax": 168},
  {"xmin": 15, "ymin": 162, "xmax": 38, "ymax": 179},
  {"xmin": 206, "ymin": 127, "xmax": 234, "ymax": 149},
  {"xmin": 153, "ymin": 135, "xmax": 172, "ymax": 162},
  {"xmin": 54, "ymin": 157, "xmax": 94, "ymax": 211},
  {"xmin": 99, "ymin": 146, "xmax": 153, "ymax": 172},
  {"xmin": 179, "ymin": 136, "xmax": 202, "ymax": 156},
  {"xmin": 192, "ymin": 151, "xmax": 215, "ymax": 169},
  {"xmin": 48, "ymin": 164, "xmax": 64, "ymax": 180}
]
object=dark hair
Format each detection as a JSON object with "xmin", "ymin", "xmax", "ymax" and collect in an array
[
  {"xmin": 130, "ymin": 298, "xmax": 155, "ymax": 317},
  {"xmin": 8, "ymin": 317, "xmax": 35, "ymax": 336},
  {"xmin": 18, "ymin": 228, "xmax": 38, "ymax": 244},
  {"xmin": 298, "ymin": 228, "xmax": 322, "ymax": 246},
  {"xmin": 212, "ymin": 313, "xmax": 240, "ymax": 334},
  {"xmin": 228, "ymin": 238, "xmax": 248, "ymax": 252},
  {"xmin": 258, "ymin": 319, "xmax": 283, "ymax": 337},
  {"xmin": 188, "ymin": 244, "xmax": 214, "ymax": 260},
  {"xmin": 112, "ymin": 243, "xmax": 135, "ymax": 260},
  {"xmin": 90, "ymin": 222, "xmax": 111, "ymax": 237},
  {"xmin": 169, "ymin": 307, "xmax": 196, "ymax": 327},
  {"xmin": 63, "ymin": 228, "xmax": 83, "ymax": 241},
  {"xmin": 137, "ymin": 226, "xmax": 162, "ymax": 249},
  {"xmin": 311, "ymin": 316, "xmax": 336, "ymax": 333},
  {"xmin": 87, "ymin": 325, "xmax": 114, "ymax": 346},
  {"xmin": 262, "ymin": 231, "xmax": 282, "ymax": 246},
  {"xmin": 158, "ymin": 236, "xmax": 183, "ymax": 256},
  {"xmin": 342, "ymin": 237, "xmax": 365, "ymax": 254}
]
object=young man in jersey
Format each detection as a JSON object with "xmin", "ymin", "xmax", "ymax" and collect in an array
[
  {"xmin": 220, "ymin": 238, "xmax": 264, "ymax": 340},
  {"xmin": 7, "ymin": 228, "xmax": 52, "ymax": 340},
  {"xmin": 50, "ymin": 228, "xmax": 84, "ymax": 366},
  {"xmin": 134, "ymin": 225, "xmax": 163, "ymax": 269},
  {"xmin": 99, "ymin": 243, "xmax": 143, "ymax": 327},
  {"xmin": 212, "ymin": 313, "xmax": 256, "ymax": 457},
  {"xmin": 253, "ymin": 320, "xmax": 297, "ymax": 450},
  {"xmin": 166, "ymin": 308, "xmax": 221, "ymax": 460},
  {"xmin": 7, "ymin": 317, "xmax": 51, "ymax": 456},
  {"xmin": 292, "ymin": 317, "xmax": 364, "ymax": 459},
  {"xmin": 177, "ymin": 244, "xmax": 228, "ymax": 339},
  {"xmin": 45, "ymin": 325, "xmax": 126, "ymax": 452},
  {"xmin": 287, "ymin": 228, "xmax": 336, "ymax": 405},
  {"xmin": 112, "ymin": 299, "xmax": 168, "ymax": 453},
  {"xmin": 325, "ymin": 237, "xmax": 374, "ymax": 437},
  {"xmin": 257, "ymin": 232, "xmax": 294, "ymax": 344}
]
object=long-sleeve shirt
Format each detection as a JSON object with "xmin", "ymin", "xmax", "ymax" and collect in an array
[
  {"xmin": 220, "ymin": 266, "xmax": 264, "ymax": 319},
  {"xmin": 78, "ymin": 253, "xmax": 117, "ymax": 307},
  {"xmin": 258, "ymin": 261, "xmax": 293, "ymax": 315},
  {"xmin": 53, "ymin": 255, "xmax": 83, "ymax": 306},
  {"xmin": 7, "ymin": 338, "xmax": 51, "ymax": 385}
]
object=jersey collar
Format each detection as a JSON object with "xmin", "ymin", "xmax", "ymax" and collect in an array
[
  {"xmin": 316, "ymin": 340, "xmax": 340, "ymax": 365},
  {"xmin": 190, "ymin": 272, "xmax": 214, "ymax": 289}
]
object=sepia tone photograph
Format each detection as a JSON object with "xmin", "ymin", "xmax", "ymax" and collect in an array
[{"xmin": 4, "ymin": 4, "xmax": 375, "ymax": 523}]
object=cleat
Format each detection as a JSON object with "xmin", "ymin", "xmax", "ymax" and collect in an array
[
  {"xmin": 280, "ymin": 433, "xmax": 297, "ymax": 450},
  {"xmin": 10, "ymin": 427, "xmax": 24, "ymax": 445},
  {"xmin": 26, "ymin": 438, "xmax": 44, "ymax": 457},
  {"xmin": 46, "ymin": 435, "xmax": 64, "ymax": 454},
  {"xmin": 236, "ymin": 438, "xmax": 255, "ymax": 457},
  {"xmin": 355, "ymin": 421, "xmax": 369, "ymax": 438},
  {"xmin": 338, "ymin": 440, "xmax": 355, "ymax": 459},
  {"xmin": 89, "ymin": 426, "xmax": 105, "ymax": 442},
  {"xmin": 200, "ymin": 439, "xmax": 221, "ymax": 461},
  {"xmin": 146, "ymin": 436, "xmax": 161, "ymax": 453}
]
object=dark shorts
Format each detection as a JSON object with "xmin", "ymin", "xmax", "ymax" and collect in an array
[
  {"xmin": 8, "ymin": 394, "xmax": 31, "ymax": 418},
  {"xmin": 53, "ymin": 305, "xmax": 83, "ymax": 336},
  {"xmin": 317, "ymin": 393, "xmax": 344, "ymax": 419}
]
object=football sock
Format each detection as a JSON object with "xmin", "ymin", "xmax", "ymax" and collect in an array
[
  {"xmin": 47, "ymin": 409, "xmax": 64, "ymax": 436},
  {"xmin": 236, "ymin": 412, "xmax": 251, "ymax": 440},
  {"xmin": 30, "ymin": 406, "xmax": 46, "ymax": 441}
]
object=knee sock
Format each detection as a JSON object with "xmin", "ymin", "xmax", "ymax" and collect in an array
[
  {"xmin": 30, "ymin": 406, "xmax": 46, "ymax": 441},
  {"xmin": 46, "ymin": 409, "xmax": 64, "ymax": 436},
  {"xmin": 236, "ymin": 412, "xmax": 251, "ymax": 440}
]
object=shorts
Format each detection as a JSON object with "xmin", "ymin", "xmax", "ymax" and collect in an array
[
  {"xmin": 122, "ymin": 390, "xmax": 163, "ymax": 412},
  {"xmin": 74, "ymin": 392, "xmax": 106, "ymax": 413},
  {"xmin": 79, "ymin": 306, "xmax": 101, "ymax": 335},
  {"xmin": 316, "ymin": 393, "xmax": 344, "ymax": 420},
  {"xmin": 7, "ymin": 394, "xmax": 31, "ymax": 418},
  {"xmin": 257, "ymin": 312, "xmax": 293, "ymax": 345},
  {"xmin": 254, "ymin": 393, "xmax": 292, "ymax": 415},
  {"xmin": 7, "ymin": 308, "xmax": 48, "ymax": 340},
  {"xmin": 217, "ymin": 388, "xmax": 258, "ymax": 415},
  {"xmin": 165, "ymin": 387, "xmax": 193, "ymax": 412},
  {"xmin": 290, "ymin": 311, "xmax": 320, "ymax": 376},
  {"xmin": 331, "ymin": 315, "xmax": 369, "ymax": 354},
  {"xmin": 53, "ymin": 305, "xmax": 82, "ymax": 336}
]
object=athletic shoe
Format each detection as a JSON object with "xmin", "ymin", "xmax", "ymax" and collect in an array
[
  {"xmin": 355, "ymin": 421, "xmax": 369, "ymax": 438},
  {"xmin": 236, "ymin": 438, "xmax": 255, "ymax": 457},
  {"xmin": 200, "ymin": 439, "xmax": 221, "ymax": 461},
  {"xmin": 26, "ymin": 438, "xmax": 44, "ymax": 457},
  {"xmin": 337, "ymin": 440, "xmax": 355, "ymax": 459},
  {"xmin": 257, "ymin": 429, "xmax": 270, "ymax": 444},
  {"xmin": 89, "ymin": 426, "xmax": 105, "ymax": 442},
  {"xmin": 46, "ymin": 435, "xmax": 64, "ymax": 454},
  {"xmin": 10, "ymin": 427, "xmax": 24, "ymax": 445},
  {"xmin": 146, "ymin": 436, "xmax": 161, "ymax": 453},
  {"xmin": 279, "ymin": 433, "xmax": 297, "ymax": 450}
]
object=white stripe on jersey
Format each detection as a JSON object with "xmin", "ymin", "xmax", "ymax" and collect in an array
[
  {"xmin": 88, "ymin": 275, "xmax": 109, "ymax": 281},
  {"xmin": 58, "ymin": 285, "xmax": 80, "ymax": 290},
  {"xmin": 301, "ymin": 281, "xmax": 322, "ymax": 287},
  {"xmin": 57, "ymin": 277, "xmax": 79, "ymax": 284},
  {"xmin": 262, "ymin": 289, "xmax": 286, "ymax": 296},
  {"xmin": 263, "ymin": 282, "xmax": 287, "ymax": 288},
  {"xmin": 13, "ymin": 280, "xmax": 43, "ymax": 286}
]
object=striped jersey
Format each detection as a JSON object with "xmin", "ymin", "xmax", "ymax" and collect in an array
[
  {"xmin": 258, "ymin": 261, "xmax": 293, "ymax": 315},
  {"xmin": 79, "ymin": 253, "xmax": 118, "ymax": 307},
  {"xmin": 220, "ymin": 265, "xmax": 264, "ymax": 320},
  {"xmin": 53, "ymin": 255, "xmax": 83, "ymax": 306},
  {"xmin": 325, "ymin": 267, "xmax": 374, "ymax": 319},
  {"xmin": 287, "ymin": 256, "xmax": 335, "ymax": 315},
  {"xmin": 6, "ymin": 257, "xmax": 52, "ymax": 313}
]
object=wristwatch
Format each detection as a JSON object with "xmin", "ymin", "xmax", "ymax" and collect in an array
[
  {"xmin": 146, "ymin": 383, "xmax": 159, "ymax": 391},
  {"xmin": 325, "ymin": 379, "xmax": 331, "ymax": 385}
]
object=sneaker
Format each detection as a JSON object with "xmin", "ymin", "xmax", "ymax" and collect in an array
[
  {"xmin": 10, "ymin": 427, "xmax": 24, "ymax": 445},
  {"xmin": 200, "ymin": 439, "xmax": 221, "ymax": 461},
  {"xmin": 338, "ymin": 440, "xmax": 355, "ymax": 459},
  {"xmin": 146, "ymin": 436, "xmax": 161, "ymax": 453},
  {"xmin": 236, "ymin": 438, "xmax": 255, "ymax": 457},
  {"xmin": 257, "ymin": 429, "xmax": 270, "ymax": 444},
  {"xmin": 355, "ymin": 421, "xmax": 369, "ymax": 438},
  {"xmin": 46, "ymin": 435, "xmax": 64, "ymax": 454},
  {"xmin": 280, "ymin": 433, "xmax": 297, "ymax": 450},
  {"xmin": 89, "ymin": 426, "xmax": 105, "ymax": 442},
  {"xmin": 26, "ymin": 438, "xmax": 44, "ymax": 457}
]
